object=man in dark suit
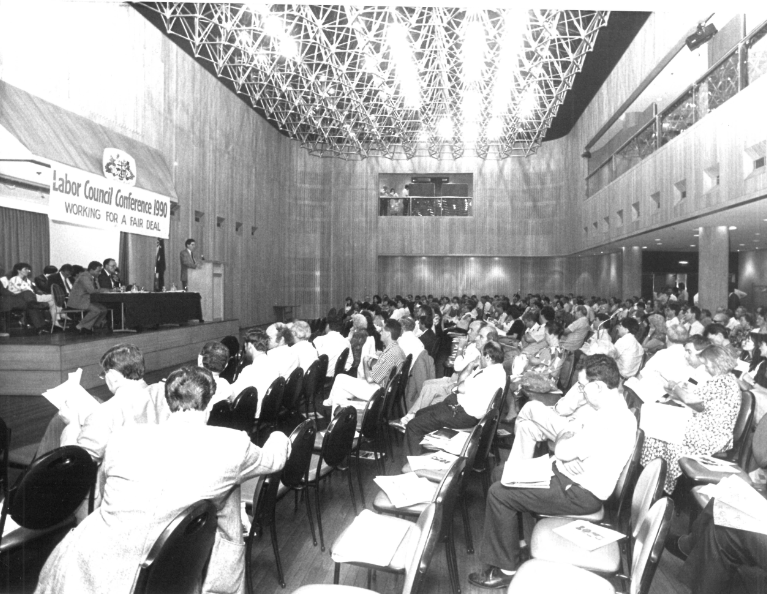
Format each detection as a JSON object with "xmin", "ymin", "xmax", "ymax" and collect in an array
[
  {"xmin": 418, "ymin": 313, "xmax": 438, "ymax": 356},
  {"xmin": 98, "ymin": 259, "xmax": 120, "ymax": 290},
  {"xmin": 68, "ymin": 261, "xmax": 109, "ymax": 334},
  {"xmin": 179, "ymin": 238, "xmax": 197, "ymax": 290},
  {"xmin": 34, "ymin": 265, "xmax": 57, "ymax": 293},
  {"xmin": 47, "ymin": 264, "xmax": 74, "ymax": 297}
]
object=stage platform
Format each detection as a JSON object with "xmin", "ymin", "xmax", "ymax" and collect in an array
[{"xmin": 0, "ymin": 320, "xmax": 240, "ymax": 396}]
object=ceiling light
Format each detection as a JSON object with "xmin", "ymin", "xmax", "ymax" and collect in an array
[
  {"xmin": 486, "ymin": 118, "xmax": 504, "ymax": 140},
  {"xmin": 462, "ymin": 20, "xmax": 487, "ymax": 84},
  {"xmin": 729, "ymin": 226, "xmax": 737, "ymax": 230},
  {"xmin": 679, "ymin": 260, "xmax": 688, "ymax": 265},
  {"xmin": 437, "ymin": 118, "xmax": 453, "ymax": 139},
  {"xmin": 690, "ymin": 244, "xmax": 695, "ymax": 247},
  {"xmin": 642, "ymin": 246, "xmax": 647, "ymax": 249}
]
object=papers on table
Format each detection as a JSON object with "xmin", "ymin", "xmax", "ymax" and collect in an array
[
  {"xmin": 331, "ymin": 510, "xmax": 412, "ymax": 566},
  {"xmin": 639, "ymin": 402, "xmax": 692, "ymax": 445},
  {"xmin": 373, "ymin": 472, "xmax": 437, "ymax": 508},
  {"xmin": 712, "ymin": 475, "xmax": 767, "ymax": 535},
  {"xmin": 687, "ymin": 455, "xmax": 742, "ymax": 474},
  {"xmin": 501, "ymin": 455, "xmax": 554, "ymax": 488},
  {"xmin": 624, "ymin": 375, "xmax": 665, "ymax": 404},
  {"xmin": 421, "ymin": 429, "xmax": 470, "ymax": 456},
  {"xmin": 552, "ymin": 520, "xmax": 625, "ymax": 551},
  {"xmin": 42, "ymin": 368, "xmax": 99, "ymax": 425},
  {"xmin": 407, "ymin": 452, "xmax": 459, "ymax": 473}
]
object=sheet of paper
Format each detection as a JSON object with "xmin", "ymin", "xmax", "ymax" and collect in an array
[
  {"xmin": 624, "ymin": 376, "xmax": 665, "ymax": 404},
  {"xmin": 330, "ymin": 510, "xmax": 412, "ymax": 566},
  {"xmin": 687, "ymin": 455, "xmax": 742, "ymax": 474},
  {"xmin": 407, "ymin": 452, "xmax": 459, "ymax": 473},
  {"xmin": 374, "ymin": 472, "xmax": 437, "ymax": 508},
  {"xmin": 501, "ymin": 455, "xmax": 554, "ymax": 487},
  {"xmin": 421, "ymin": 430, "xmax": 470, "ymax": 456},
  {"xmin": 639, "ymin": 402, "xmax": 692, "ymax": 445},
  {"xmin": 41, "ymin": 369, "xmax": 99, "ymax": 425},
  {"xmin": 552, "ymin": 520, "xmax": 625, "ymax": 551},
  {"xmin": 713, "ymin": 475, "xmax": 767, "ymax": 535}
]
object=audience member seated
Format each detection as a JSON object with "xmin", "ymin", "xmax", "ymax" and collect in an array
[
  {"xmin": 6, "ymin": 262, "xmax": 63, "ymax": 332},
  {"xmin": 346, "ymin": 313, "xmax": 369, "ymax": 372},
  {"xmin": 289, "ymin": 320, "xmax": 319, "ymax": 371},
  {"xmin": 397, "ymin": 316, "xmax": 425, "ymax": 361},
  {"xmin": 405, "ymin": 340, "xmax": 506, "ymax": 455},
  {"xmin": 198, "ymin": 340, "xmax": 235, "ymax": 412},
  {"xmin": 266, "ymin": 322, "xmax": 299, "ymax": 378},
  {"xmin": 35, "ymin": 365, "xmax": 290, "ymax": 594},
  {"xmin": 323, "ymin": 318, "xmax": 405, "ymax": 412},
  {"xmin": 642, "ymin": 313, "xmax": 667, "ymax": 355},
  {"xmin": 614, "ymin": 317, "xmax": 644, "ymax": 378},
  {"xmin": 638, "ymin": 324, "xmax": 692, "ymax": 385},
  {"xmin": 313, "ymin": 316, "xmax": 352, "ymax": 378},
  {"xmin": 640, "ymin": 344, "xmax": 741, "ymax": 494},
  {"xmin": 417, "ymin": 313, "xmax": 437, "ymax": 355},
  {"xmin": 559, "ymin": 305, "xmax": 589, "ymax": 352},
  {"xmin": 68, "ymin": 260, "xmax": 110, "ymax": 334},
  {"xmin": 468, "ymin": 355, "xmax": 636, "ymax": 590},
  {"xmin": 231, "ymin": 329, "xmax": 280, "ymax": 418},
  {"xmin": 33, "ymin": 265, "xmax": 57, "ymax": 293},
  {"xmin": 0, "ymin": 264, "xmax": 47, "ymax": 334},
  {"xmin": 47, "ymin": 263, "xmax": 74, "ymax": 296},
  {"xmin": 742, "ymin": 332, "xmax": 767, "ymax": 389}
]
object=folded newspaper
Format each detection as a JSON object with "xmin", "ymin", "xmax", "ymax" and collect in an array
[
  {"xmin": 552, "ymin": 520, "xmax": 625, "ymax": 551},
  {"xmin": 373, "ymin": 472, "xmax": 437, "ymax": 508},
  {"xmin": 501, "ymin": 455, "xmax": 554, "ymax": 488}
]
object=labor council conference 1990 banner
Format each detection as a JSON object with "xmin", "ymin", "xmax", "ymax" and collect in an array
[{"xmin": 48, "ymin": 161, "xmax": 170, "ymax": 239}]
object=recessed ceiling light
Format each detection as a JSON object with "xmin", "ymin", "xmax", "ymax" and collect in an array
[
  {"xmin": 740, "ymin": 243, "xmax": 745, "ymax": 246},
  {"xmin": 679, "ymin": 261, "xmax": 688, "ymax": 265},
  {"xmin": 729, "ymin": 226, "xmax": 737, "ymax": 230},
  {"xmin": 690, "ymin": 244, "xmax": 696, "ymax": 247},
  {"xmin": 655, "ymin": 238, "xmax": 661, "ymax": 241},
  {"xmin": 693, "ymin": 234, "xmax": 699, "ymax": 237},
  {"xmin": 642, "ymin": 246, "xmax": 647, "ymax": 249}
]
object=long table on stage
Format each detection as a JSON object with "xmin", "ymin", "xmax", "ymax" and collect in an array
[{"xmin": 92, "ymin": 292, "xmax": 203, "ymax": 330}]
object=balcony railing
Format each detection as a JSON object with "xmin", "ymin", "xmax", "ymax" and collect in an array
[
  {"xmin": 379, "ymin": 196, "xmax": 473, "ymax": 217},
  {"xmin": 586, "ymin": 20, "xmax": 767, "ymax": 197}
]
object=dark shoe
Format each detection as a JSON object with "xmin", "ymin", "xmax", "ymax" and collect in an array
[
  {"xmin": 468, "ymin": 566, "xmax": 515, "ymax": 589},
  {"xmin": 52, "ymin": 325, "xmax": 64, "ymax": 333},
  {"xmin": 78, "ymin": 327, "xmax": 94, "ymax": 335},
  {"xmin": 37, "ymin": 328, "xmax": 50, "ymax": 335},
  {"xmin": 666, "ymin": 535, "xmax": 691, "ymax": 561}
]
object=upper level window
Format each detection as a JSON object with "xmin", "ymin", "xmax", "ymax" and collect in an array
[{"xmin": 378, "ymin": 173, "xmax": 473, "ymax": 217}]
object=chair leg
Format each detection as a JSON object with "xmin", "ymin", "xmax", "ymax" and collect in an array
[
  {"xmin": 270, "ymin": 519, "xmax": 286, "ymax": 588},
  {"xmin": 356, "ymin": 449, "xmax": 366, "ymax": 509},
  {"xmin": 314, "ymin": 484, "xmax": 325, "ymax": 551},
  {"xmin": 245, "ymin": 516, "xmax": 258, "ymax": 594},
  {"xmin": 347, "ymin": 462, "xmax": 358, "ymax": 515},
  {"xmin": 461, "ymin": 492, "xmax": 474, "ymax": 554},
  {"xmin": 448, "ymin": 524, "xmax": 461, "ymax": 594},
  {"xmin": 302, "ymin": 488, "xmax": 317, "ymax": 546},
  {"xmin": 367, "ymin": 568, "xmax": 373, "ymax": 589},
  {"xmin": 334, "ymin": 563, "xmax": 340, "ymax": 585}
]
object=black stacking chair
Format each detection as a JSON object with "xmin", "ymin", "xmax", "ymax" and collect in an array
[
  {"xmin": 392, "ymin": 354, "xmax": 413, "ymax": 419},
  {"xmin": 351, "ymin": 388, "xmax": 386, "ymax": 503},
  {"xmin": 0, "ymin": 445, "xmax": 97, "ymax": 554},
  {"xmin": 207, "ymin": 387, "xmax": 258, "ymax": 435},
  {"xmin": 311, "ymin": 355, "xmax": 329, "ymax": 418},
  {"xmin": 219, "ymin": 335, "xmax": 241, "ymax": 383},
  {"xmin": 133, "ymin": 500, "xmax": 217, "ymax": 594},
  {"xmin": 253, "ymin": 377, "xmax": 286, "ymax": 445},
  {"xmin": 323, "ymin": 348, "xmax": 350, "ymax": 399},
  {"xmin": 305, "ymin": 406, "xmax": 358, "ymax": 551},
  {"xmin": 300, "ymin": 359, "xmax": 322, "ymax": 420},
  {"xmin": 279, "ymin": 366, "xmax": 305, "ymax": 423},
  {"xmin": 246, "ymin": 419, "xmax": 318, "ymax": 591},
  {"xmin": 380, "ymin": 369, "xmax": 404, "ymax": 463}
]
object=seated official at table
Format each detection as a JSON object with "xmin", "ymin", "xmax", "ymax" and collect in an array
[
  {"xmin": 35, "ymin": 365, "xmax": 290, "ymax": 594},
  {"xmin": 198, "ymin": 340, "xmax": 234, "ymax": 412},
  {"xmin": 468, "ymin": 355, "xmax": 636, "ymax": 590},
  {"xmin": 98, "ymin": 258, "xmax": 121, "ymax": 289},
  {"xmin": 47, "ymin": 263, "xmax": 73, "ymax": 296},
  {"xmin": 323, "ymin": 318, "xmax": 405, "ymax": 412},
  {"xmin": 405, "ymin": 340, "xmax": 507, "ymax": 455},
  {"xmin": 68, "ymin": 261, "xmax": 111, "ymax": 334},
  {"xmin": 231, "ymin": 328, "xmax": 279, "ymax": 418},
  {"xmin": 266, "ymin": 322, "xmax": 300, "ymax": 378}
]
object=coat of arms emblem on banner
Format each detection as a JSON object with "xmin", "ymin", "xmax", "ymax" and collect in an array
[{"xmin": 102, "ymin": 148, "xmax": 137, "ymax": 186}]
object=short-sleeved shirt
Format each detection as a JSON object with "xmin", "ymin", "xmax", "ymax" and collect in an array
[
  {"xmin": 560, "ymin": 316, "xmax": 590, "ymax": 352},
  {"xmin": 371, "ymin": 341, "xmax": 406, "ymax": 386}
]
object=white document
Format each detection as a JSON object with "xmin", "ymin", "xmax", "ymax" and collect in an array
[
  {"xmin": 687, "ymin": 455, "xmax": 742, "ymax": 474},
  {"xmin": 553, "ymin": 520, "xmax": 625, "ymax": 551},
  {"xmin": 713, "ymin": 475, "xmax": 767, "ymax": 535},
  {"xmin": 331, "ymin": 510, "xmax": 412, "ymax": 566},
  {"xmin": 42, "ymin": 368, "xmax": 99, "ymax": 425},
  {"xmin": 407, "ymin": 452, "xmax": 459, "ymax": 473},
  {"xmin": 624, "ymin": 376, "xmax": 665, "ymax": 404},
  {"xmin": 374, "ymin": 472, "xmax": 437, "ymax": 508},
  {"xmin": 421, "ymin": 430, "xmax": 470, "ymax": 456},
  {"xmin": 639, "ymin": 402, "xmax": 692, "ymax": 445},
  {"xmin": 501, "ymin": 455, "xmax": 554, "ymax": 488}
]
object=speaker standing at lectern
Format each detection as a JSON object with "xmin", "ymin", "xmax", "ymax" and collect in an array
[{"xmin": 179, "ymin": 238, "xmax": 197, "ymax": 290}]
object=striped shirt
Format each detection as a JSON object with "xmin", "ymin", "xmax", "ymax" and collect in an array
[{"xmin": 371, "ymin": 341, "xmax": 406, "ymax": 386}]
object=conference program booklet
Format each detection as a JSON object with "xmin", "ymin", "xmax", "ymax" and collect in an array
[
  {"xmin": 501, "ymin": 455, "xmax": 554, "ymax": 488},
  {"xmin": 712, "ymin": 475, "xmax": 767, "ymax": 536},
  {"xmin": 373, "ymin": 472, "xmax": 437, "ymax": 508},
  {"xmin": 552, "ymin": 520, "xmax": 625, "ymax": 551}
]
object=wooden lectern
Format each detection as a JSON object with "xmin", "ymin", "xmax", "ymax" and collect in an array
[{"xmin": 187, "ymin": 261, "xmax": 224, "ymax": 321}]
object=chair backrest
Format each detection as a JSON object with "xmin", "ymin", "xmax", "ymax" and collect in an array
[
  {"xmin": 731, "ymin": 391, "xmax": 755, "ymax": 465},
  {"xmin": 393, "ymin": 354, "xmax": 414, "ymax": 416},
  {"xmin": 133, "ymin": 500, "xmax": 218, "ymax": 594},
  {"xmin": 556, "ymin": 349, "xmax": 576, "ymax": 392},
  {"xmin": 611, "ymin": 429, "xmax": 645, "ymax": 521},
  {"xmin": 50, "ymin": 282, "xmax": 67, "ymax": 308},
  {"xmin": 301, "ymin": 359, "xmax": 322, "ymax": 405},
  {"xmin": 319, "ymin": 406, "xmax": 357, "ymax": 468},
  {"xmin": 473, "ymin": 402, "xmax": 501, "ymax": 472},
  {"xmin": 232, "ymin": 345, "xmax": 249, "ymax": 383},
  {"xmin": 629, "ymin": 458, "xmax": 667, "ymax": 538},
  {"xmin": 281, "ymin": 419, "xmax": 318, "ymax": 488},
  {"xmin": 333, "ymin": 348, "xmax": 350, "ymax": 377},
  {"xmin": 6, "ymin": 445, "xmax": 96, "ymax": 530},
  {"xmin": 750, "ymin": 412, "xmax": 767, "ymax": 469},
  {"xmin": 258, "ymin": 376, "xmax": 286, "ymax": 423},
  {"xmin": 562, "ymin": 349, "xmax": 582, "ymax": 392},
  {"xmin": 401, "ymin": 503, "xmax": 440, "ymax": 594},
  {"xmin": 630, "ymin": 497, "xmax": 674, "ymax": 594},
  {"xmin": 360, "ymin": 388, "xmax": 385, "ymax": 439},
  {"xmin": 282, "ymin": 366, "xmax": 305, "ymax": 413},
  {"xmin": 230, "ymin": 387, "xmax": 258, "ymax": 433},
  {"xmin": 316, "ymin": 354, "xmax": 329, "ymax": 383},
  {"xmin": 219, "ymin": 335, "xmax": 241, "ymax": 383},
  {"xmin": 206, "ymin": 400, "xmax": 233, "ymax": 428},
  {"xmin": 0, "ymin": 417, "xmax": 9, "ymax": 535},
  {"xmin": 431, "ymin": 457, "xmax": 467, "ymax": 536},
  {"xmin": 382, "ymin": 369, "xmax": 404, "ymax": 422}
]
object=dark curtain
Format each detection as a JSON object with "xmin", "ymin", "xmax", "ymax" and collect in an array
[
  {"xmin": 155, "ymin": 239, "xmax": 166, "ymax": 291},
  {"xmin": 0, "ymin": 206, "xmax": 50, "ymax": 278},
  {"xmin": 119, "ymin": 231, "xmax": 130, "ymax": 286}
]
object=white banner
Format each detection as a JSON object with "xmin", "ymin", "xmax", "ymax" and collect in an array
[{"xmin": 48, "ymin": 161, "xmax": 170, "ymax": 239}]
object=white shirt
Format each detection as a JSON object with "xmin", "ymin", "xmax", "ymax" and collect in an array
[
  {"xmin": 526, "ymin": 323, "xmax": 546, "ymax": 343},
  {"xmin": 313, "ymin": 331, "xmax": 352, "ymax": 377},
  {"xmin": 267, "ymin": 344, "xmax": 300, "ymax": 379},
  {"xmin": 206, "ymin": 374, "xmax": 235, "ymax": 412},
  {"xmin": 8, "ymin": 275, "xmax": 33, "ymax": 294},
  {"xmin": 398, "ymin": 331, "xmax": 425, "ymax": 361},
  {"xmin": 555, "ymin": 395, "xmax": 637, "ymax": 500},
  {"xmin": 453, "ymin": 342, "xmax": 480, "ymax": 373},
  {"xmin": 458, "ymin": 363, "xmax": 507, "ymax": 419},
  {"xmin": 291, "ymin": 340, "xmax": 318, "ymax": 372},
  {"xmin": 560, "ymin": 316, "xmax": 590, "ymax": 351},
  {"xmin": 689, "ymin": 320, "xmax": 705, "ymax": 336},
  {"xmin": 614, "ymin": 333, "xmax": 644, "ymax": 378},
  {"xmin": 231, "ymin": 353, "xmax": 280, "ymax": 417},
  {"xmin": 640, "ymin": 343, "xmax": 691, "ymax": 385},
  {"xmin": 390, "ymin": 307, "xmax": 410, "ymax": 320}
]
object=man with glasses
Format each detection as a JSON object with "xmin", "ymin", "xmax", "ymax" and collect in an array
[{"xmin": 469, "ymin": 355, "xmax": 637, "ymax": 589}]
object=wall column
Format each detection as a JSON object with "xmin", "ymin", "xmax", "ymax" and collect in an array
[
  {"xmin": 622, "ymin": 246, "xmax": 642, "ymax": 300},
  {"xmin": 698, "ymin": 226, "xmax": 729, "ymax": 311}
]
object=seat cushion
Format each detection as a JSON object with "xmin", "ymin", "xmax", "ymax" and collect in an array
[
  {"xmin": 331, "ymin": 513, "xmax": 416, "ymax": 571},
  {"xmin": 530, "ymin": 517, "xmax": 620, "ymax": 573},
  {"xmin": 508, "ymin": 559, "xmax": 615, "ymax": 594}
]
